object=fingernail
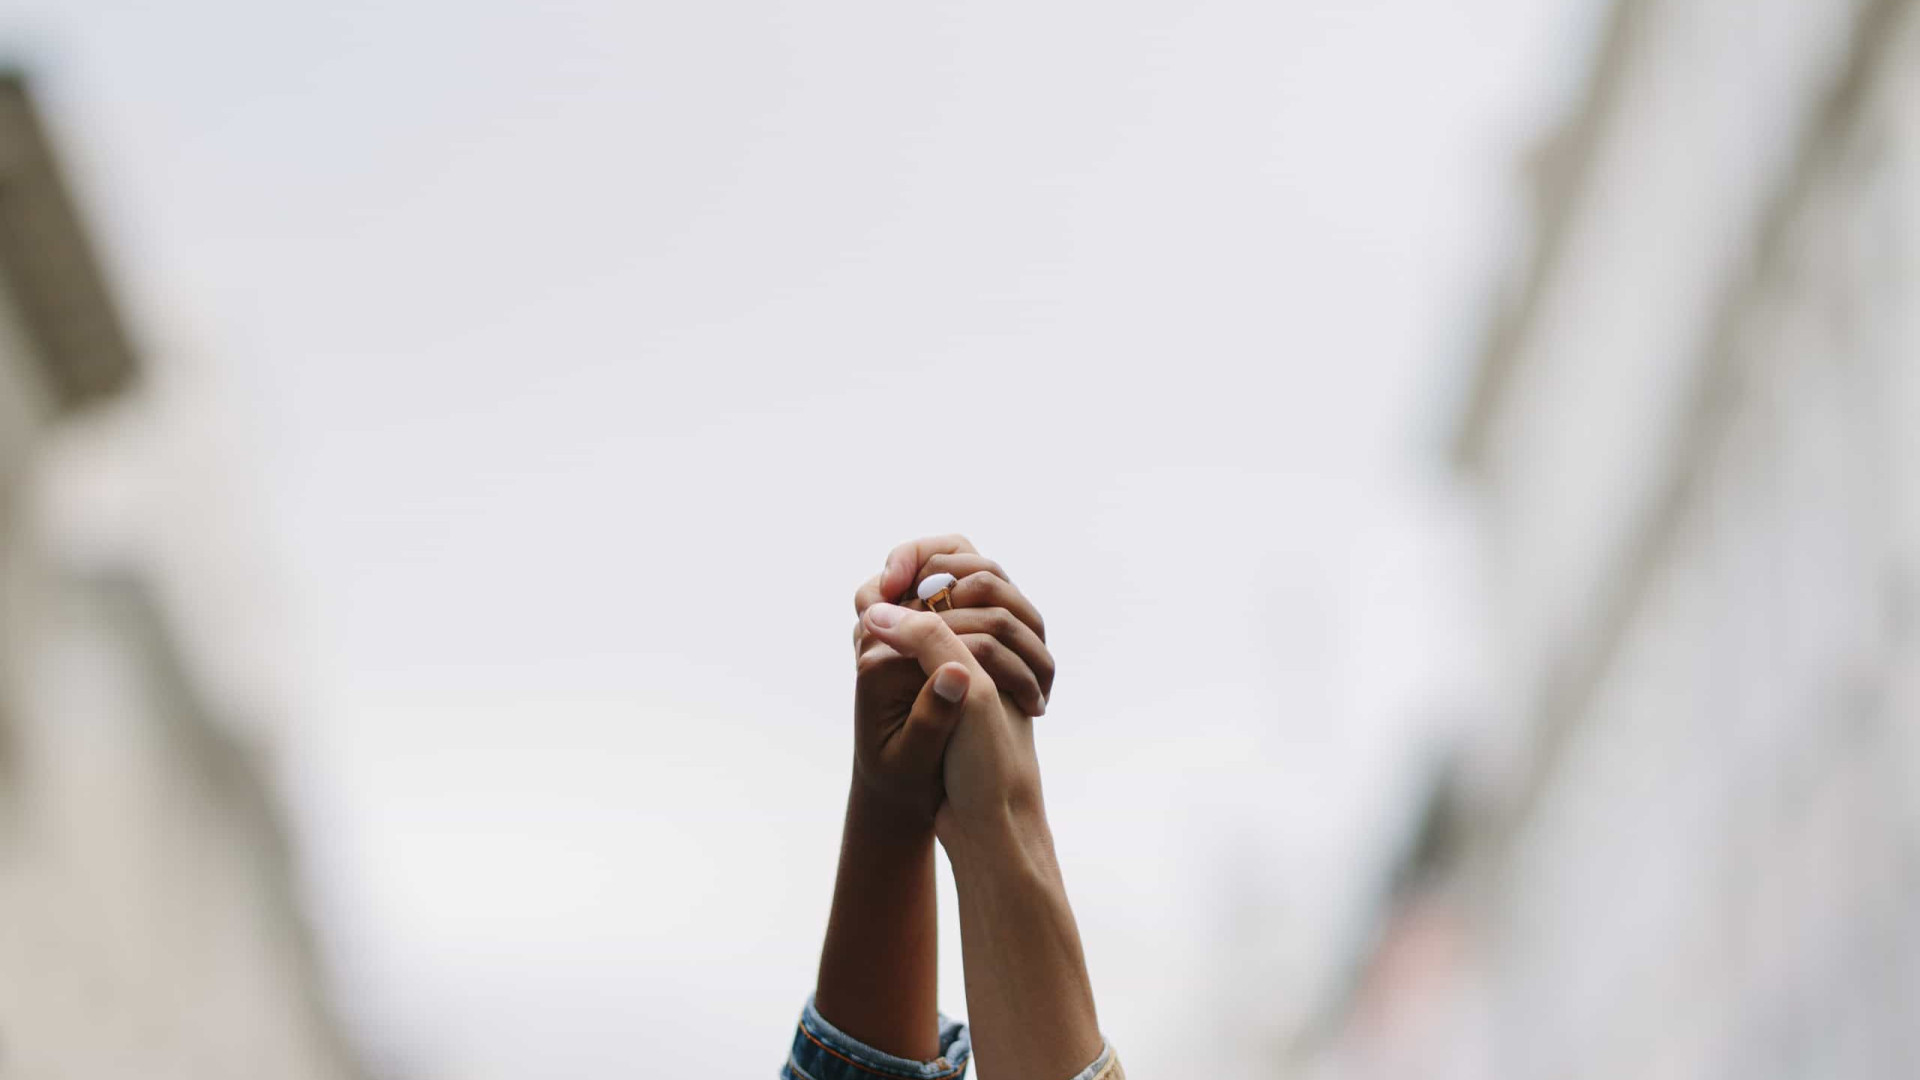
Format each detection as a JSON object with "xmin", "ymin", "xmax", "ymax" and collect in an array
[
  {"xmin": 933, "ymin": 666, "xmax": 968, "ymax": 703},
  {"xmin": 866, "ymin": 602, "xmax": 904, "ymax": 629},
  {"xmin": 1035, "ymin": 693, "xmax": 1048, "ymax": 715}
]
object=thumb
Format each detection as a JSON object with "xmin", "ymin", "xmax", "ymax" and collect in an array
[
  {"xmin": 861, "ymin": 603, "xmax": 983, "ymax": 679},
  {"xmin": 885, "ymin": 661, "xmax": 974, "ymax": 781}
]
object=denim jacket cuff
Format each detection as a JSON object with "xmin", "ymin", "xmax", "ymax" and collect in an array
[{"xmin": 782, "ymin": 994, "xmax": 970, "ymax": 1080}]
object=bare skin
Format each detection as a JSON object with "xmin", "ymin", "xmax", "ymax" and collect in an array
[
  {"xmin": 860, "ymin": 599, "xmax": 1105, "ymax": 1080},
  {"xmin": 813, "ymin": 535, "xmax": 1056, "ymax": 1060}
]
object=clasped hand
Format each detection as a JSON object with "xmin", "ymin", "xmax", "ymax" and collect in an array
[{"xmin": 849, "ymin": 535, "xmax": 1053, "ymax": 842}]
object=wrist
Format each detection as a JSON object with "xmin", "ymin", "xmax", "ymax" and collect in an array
[
  {"xmin": 846, "ymin": 775, "xmax": 938, "ymax": 847},
  {"xmin": 936, "ymin": 796, "xmax": 1057, "ymax": 880}
]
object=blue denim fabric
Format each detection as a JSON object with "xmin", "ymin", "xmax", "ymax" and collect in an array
[
  {"xmin": 781, "ymin": 995, "xmax": 970, "ymax": 1080},
  {"xmin": 781, "ymin": 995, "xmax": 1117, "ymax": 1080}
]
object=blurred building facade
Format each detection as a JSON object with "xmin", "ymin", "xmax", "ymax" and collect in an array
[
  {"xmin": 0, "ymin": 75, "xmax": 363, "ymax": 1079},
  {"xmin": 1303, "ymin": 0, "xmax": 1920, "ymax": 1077}
]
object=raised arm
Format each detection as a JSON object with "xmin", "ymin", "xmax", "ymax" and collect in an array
[
  {"xmin": 857, "ymin": 601, "xmax": 1114, "ymax": 1080},
  {"xmin": 798, "ymin": 537, "xmax": 1057, "ymax": 1073}
]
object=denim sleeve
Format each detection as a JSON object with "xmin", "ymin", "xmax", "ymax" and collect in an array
[{"xmin": 780, "ymin": 994, "xmax": 971, "ymax": 1080}]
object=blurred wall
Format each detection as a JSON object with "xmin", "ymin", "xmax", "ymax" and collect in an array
[
  {"xmin": 0, "ymin": 75, "xmax": 363, "ymax": 1080},
  {"xmin": 1303, "ymin": 0, "xmax": 1920, "ymax": 1076}
]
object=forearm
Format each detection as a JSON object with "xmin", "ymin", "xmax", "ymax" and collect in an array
[
  {"xmin": 943, "ymin": 803, "xmax": 1104, "ymax": 1080},
  {"xmin": 812, "ymin": 779, "xmax": 941, "ymax": 1061}
]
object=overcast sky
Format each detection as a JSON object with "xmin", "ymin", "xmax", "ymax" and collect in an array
[{"xmin": 7, "ymin": 2, "xmax": 1596, "ymax": 1076}]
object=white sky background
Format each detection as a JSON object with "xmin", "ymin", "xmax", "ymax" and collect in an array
[{"xmin": 7, "ymin": 1, "xmax": 1598, "ymax": 1076}]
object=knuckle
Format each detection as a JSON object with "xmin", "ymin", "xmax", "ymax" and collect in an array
[
  {"xmin": 964, "ymin": 633, "xmax": 1003, "ymax": 662},
  {"xmin": 957, "ymin": 570, "xmax": 999, "ymax": 603}
]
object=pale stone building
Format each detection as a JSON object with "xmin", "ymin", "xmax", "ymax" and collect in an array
[
  {"xmin": 1301, "ymin": 0, "xmax": 1920, "ymax": 1077},
  {"xmin": 0, "ymin": 74, "xmax": 364, "ymax": 1079}
]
